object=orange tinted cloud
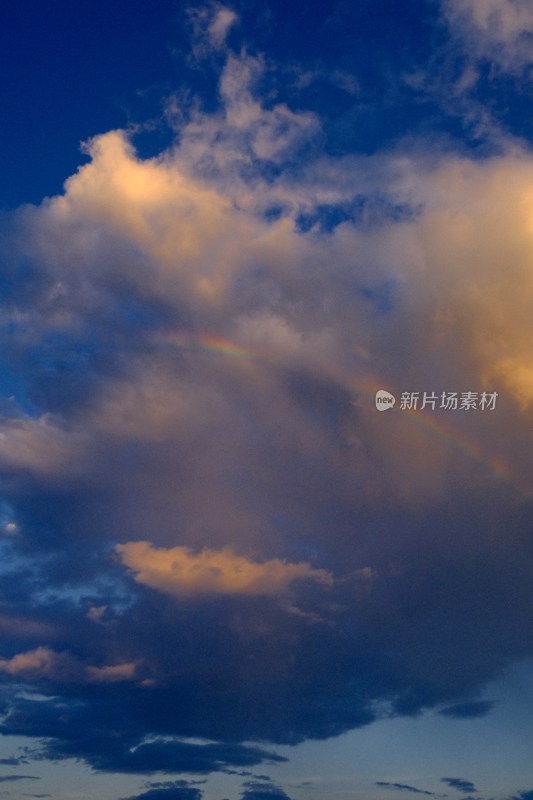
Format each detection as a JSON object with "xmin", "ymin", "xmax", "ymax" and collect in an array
[
  {"xmin": 0, "ymin": 646, "xmax": 65, "ymax": 678},
  {"xmin": 0, "ymin": 646, "xmax": 141, "ymax": 684},
  {"xmin": 116, "ymin": 541, "xmax": 333, "ymax": 598}
]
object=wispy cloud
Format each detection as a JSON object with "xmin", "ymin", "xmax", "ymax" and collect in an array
[
  {"xmin": 0, "ymin": 646, "xmax": 142, "ymax": 684},
  {"xmin": 376, "ymin": 782, "xmax": 436, "ymax": 795},
  {"xmin": 443, "ymin": 0, "xmax": 533, "ymax": 72},
  {"xmin": 439, "ymin": 700, "xmax": 494, "ymax": 719},
  {"xmin": 442, "ymin": 778, "xmax": 478, "ymax": 794},
  {"xmin": 187, "ymin": 2, "xmax": 238, "ymax": 57}
]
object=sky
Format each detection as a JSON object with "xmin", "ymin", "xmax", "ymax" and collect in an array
[{"xmin": 1, "ymin": 1, "xmax": 533, "ymax": 799}]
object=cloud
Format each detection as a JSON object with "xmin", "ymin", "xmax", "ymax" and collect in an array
[
  {"xmin": 85, "ymin": 661, "xmax": 140, "ymax": 683},
  {"xmin": 510, "ymin": 792, "xmax": 533, "ymax": 800},
  {"xmin": 121, "ymin": 779, "xmax": 204, "ymax": 800},
  {"xmin": 221, "ymin": 771, "xmax": 271, "ymax": 780},
  {"xmin": 0, "ymin": 647, "xmax": 141, "ymax": 684},
  {"xmin": 376, "ymin": 782, "xmax": 436, "ymax": 795},
  {"xmin": 166, "ymin": 50, "xmax": 319, "ymax": 175},
  {"xmin": 0, "ymin": 775, "xmax": 39, "ymax": 783},
  {"xmin": 208, "ymin": 6, "xmax": 237, "ymax": 49},
  {"xmin": 240, "ymin": 782, "xmax": 293, "ymax": 800},
  {"xmin": 0, "ymin": 647, "xmax": 75, "ymax": 680},
  {"xmin": 0, "ymin": 614, "xmax": 54, "ymax": 641},
  {"xmin": 0, "ymin": 34, "xmax": 533, "ymax": 781},
  {"xmin": 40, "ymin": 735, "xmax": 286, "ymax": 776},
  {"xmin": 442, "ymin": 778, "xmax": 478, "ymax": 793},
  {"xmin": 115, "ymin": 541, "xmax": 333, "ymax": 598},
  {"xmin": 439, "ymin": 700, "xmax": 494, "ymax": 718},
  {"xmin": 187, "ymin": 3, "xmax": 238, "ymax": 57},
  {"xmin": 443, "ymin": 0, "xmax": 533, "ymax": 72},
  {"xmin": 86, "ymin": 605, "xmax": 108, "ymax": 624}
]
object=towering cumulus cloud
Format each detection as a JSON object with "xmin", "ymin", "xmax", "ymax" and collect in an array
[{"xmin": 0, "ymin": 7, "xmax": 532, "ymax": 791}]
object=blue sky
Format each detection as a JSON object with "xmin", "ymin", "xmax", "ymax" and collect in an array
[{"xmin": 1, "ymin": 2, "xmax": 533, "ymax": 799}]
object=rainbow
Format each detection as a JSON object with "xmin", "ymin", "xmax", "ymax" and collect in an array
[
  {"xmin": 346, "ymin": 373, "xmax": 522, "ymax": 494},
  {"xmin": 155, "ymin": 329, "xmax": 530, "ymax": 499},
  {"xmin": 157, "ymin": 331, "xmax": 257, "ymax": 362}
]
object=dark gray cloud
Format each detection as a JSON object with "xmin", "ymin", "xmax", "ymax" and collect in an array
[
  {"xmin": 0, "ymin": 775, "xmax": 39, "ymax": 783},
  {"xmin": 2, "ymin": 695, "xmax": 286, "ymax": 774},
  {"xmin": 121, "ymin": 780, "xmax": 203, "ymax": 800},
  {"xmin": 376, "ymin": 782, "xmax": 435, "ymax": 795},
  {"xmin": 222, "ymin": 772, "xmax": 272, "ymax": 780},
  {"xmin": 240, "ymin": 782, "xmax": 293, "ymax": 800},
  {"xmin": 439, "ymin": 701, "xmax": 494, "ymax": 719},
  {"xmin": 442, "ymin": 778, "xmax": 478, "ymax": 794},
  {"xmin": 510, "ymin": 792, "xmax": 533, "ymax": 800}
]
